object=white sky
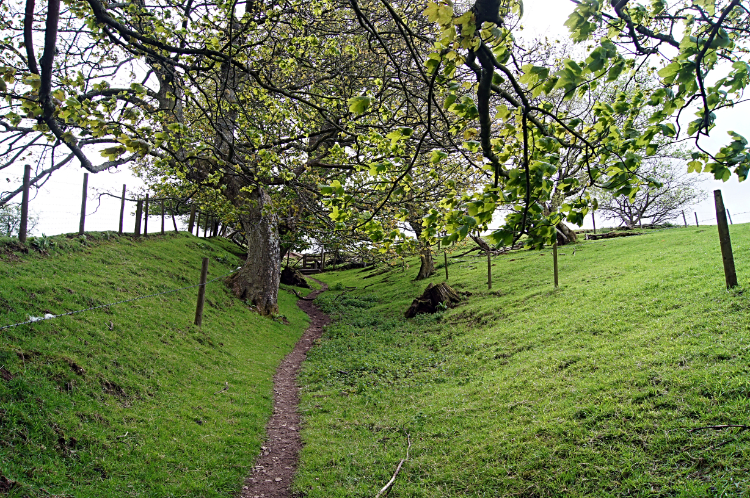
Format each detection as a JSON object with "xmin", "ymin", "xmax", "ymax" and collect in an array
[{"xmin": 13, "ymin": 0, "xmax": 750, "ymax": 236}]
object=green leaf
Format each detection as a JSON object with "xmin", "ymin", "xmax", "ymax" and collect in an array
[
  {"xmin": 348, "ymin": 96, "xmax": 372, "ymax": 114},
  {"xmin": 607, "ymin": 60, "xmax": 625, "ymax": 81},
  {"xmin": 430, "ymin": 150, "xmax": 448, "ymax": 163}
]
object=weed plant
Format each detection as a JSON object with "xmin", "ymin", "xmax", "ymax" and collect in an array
[{"xmin": 296, "ymin": 225, "xmax": 750, "ymax": 497}]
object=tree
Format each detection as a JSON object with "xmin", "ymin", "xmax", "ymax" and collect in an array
[
  {"xmin": 0, "ymin": 204, "xmax": 37, "ymax": 237},
  {"xmin": 596, "ymin": 159, "xmax": 707, "ymax": 228}
]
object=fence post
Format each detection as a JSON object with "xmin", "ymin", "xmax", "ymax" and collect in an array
[
  {"xmin": 19, "ymin": 164, "xmax": 31, "ymax": 243},
  {"xmin": 553, "ymin": 241, "xmax": 559, "ymax": 288},
  {"xmin": 188, "ymin": 206, "xmax": 196, "ymax": 233},
  {"xmin": 78, "ymin": 173, "xmax": 88, "ymax": 235},
  {"xmin": 727, "ymin": 209, "xmax": 733, "ymax": 225},
  {"xmin": 118, "ymin": 184, "xmax": 127, "ymax": 234},
  {"xmin": 694, "ymin": 212, "xmax": 699, "ymax": 227},
  {"xmin": 682, "ymin": 210, "xmax": 687, "ymax": 227},
  {"xmin": 591, "ymin": 209, "xmax": 596, "ymax": 234},
  {"xmin": 171, "ymin": 201, "xmax": 179, "ymax": 233},
  {"xmin": 161, "ymin": 200, "xmax": 165, "ymax": 234},
  {"xmin": 714, "ymin": 190, "xmax": 738, "ymax": 289},
  {"xmin": 487, "ymin": 250, "xmax": 492, "ymax": 290},
  {"xmin": 444, "ymin": 250, "xmax": 448, "ymax": 280},
  {"xmin": 143, "ymin": 194, "xmax": 149, "ymax": 236},
  {"xmin": 194, "ymin": 257, "xmax": 209, "ymax": 326},
  {"xmin": 134, "ymin": 199, "xmax": 143, "ymax": 236}
]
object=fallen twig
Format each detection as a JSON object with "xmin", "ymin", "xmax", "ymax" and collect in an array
[
  {"xmin": 689, "ymin": 424, "xmax": 749, "ymax": 433},
  {"xmin": 214, "ymin": 382, "xmax": 229, "ymax": 394},
  {"xmin": 291, "ymin": 289, "xmax": 316, "ymax": 301},
  {"xmin": 375, "ymin": 434, "xmax": 411, "ymax": 498}
]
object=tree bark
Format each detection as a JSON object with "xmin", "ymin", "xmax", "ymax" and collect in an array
[
  {"xmin": 408, "ymin": 219, "xmax": 434, "ymax": 280},
  {"xmin": 471, "ymin": 234, "xmax": 492, "ymax": 253},
  {"xmin": 227, "ymin": 187, "xmax": 280, "ymax": 316},
  {"xmin": 556, "ymin": 222, "xmax": 577, "ymax": 245},
  {"xmin": 415, "ymin": 245, "xmax": 434, "ymax": 280}
]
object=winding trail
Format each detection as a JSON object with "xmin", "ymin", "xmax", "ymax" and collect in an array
[{"xmin": 239, "ymin": 279, "xmax": 329, "ymax": 498}]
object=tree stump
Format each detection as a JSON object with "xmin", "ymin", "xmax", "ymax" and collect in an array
[
  {"xmin": 280, "ymin": 267, "xmax": 310, "ymax": 288},
  {"xmin": 405, "ymin": 282, "xmax": 460, "ymax": 318}
]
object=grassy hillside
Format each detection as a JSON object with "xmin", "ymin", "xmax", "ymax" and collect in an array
[
  {"xmin": 0, "ymin": 232, "xmax": 308, "ymax": 497},
  {"xmin": 296, "ymin": 225, "xmax": 750, "ymax": 497}
]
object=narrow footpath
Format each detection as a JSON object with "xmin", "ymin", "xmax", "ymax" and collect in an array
[{"xmin": 239, "ymin": 279, "xmax": 330, "ymax": 498}]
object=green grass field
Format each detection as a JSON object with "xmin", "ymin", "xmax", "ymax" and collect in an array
[
  {"xmin": 0, "ymin": 232, "xmax": 308, "ymax": 497},
  {"xmin": 296, "ymin": 225, "xmax": 750, "ymax": 497}
]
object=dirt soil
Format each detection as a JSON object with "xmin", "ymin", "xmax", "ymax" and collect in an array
[{"xmin": 238, "ymin": 279, "xmax": 329, "ymax": 498}]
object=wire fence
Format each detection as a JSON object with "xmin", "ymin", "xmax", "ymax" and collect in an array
[
  {"xmin": 0, "ymin": 267, "xmax": 238, "ymax": 332},
  {"xmin": 12, "ymin": 172, "xmax": 225, "ymax": 239}
]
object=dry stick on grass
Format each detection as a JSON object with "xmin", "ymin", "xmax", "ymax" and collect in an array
[
  {"xmin": 375, "ymin": 434, "xmax": 411, "ymax": 498},
  {"xmin": 291, "ymin": 289, "xmax": 316, "ymax": 301},
  {"xmin": 688, "ymin": 425, "xmax": 750, "ymax": 432}
]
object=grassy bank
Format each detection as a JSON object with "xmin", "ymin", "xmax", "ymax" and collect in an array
[
  {"xmin": 0, "ymin": 232, "xmax": 308, "ymax": 497},
  {"xmin": 296, "ymin": 225, "xmax": 750, "ymax": 497}
]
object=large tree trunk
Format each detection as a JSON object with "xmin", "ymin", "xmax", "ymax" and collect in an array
[
  {"xmin": 556, "ymin": 222, "xmax": 578, "ymax": 246},
  {"xmin": 408, "ymin": 219, "xmax": 434, "ymax": 280},
  {"xmin": 415, "ymin": 245, "xmax": 434, "ymax": 280},
  {"xmin": 470, "ymin": 234, "xmax": 492, "ymax": 252},
  {"xmin": 227, "ymin": 187, "xmax": 280, "ymax": 316}
]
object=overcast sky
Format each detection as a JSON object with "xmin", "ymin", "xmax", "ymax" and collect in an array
[{"xmin": 18, "ymin": 0, "xmax": 750, "ymax": 236}]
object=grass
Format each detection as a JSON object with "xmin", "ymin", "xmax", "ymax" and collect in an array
[
  {"xmin": 295, "ymin": 225, "xmax": 750, "ymax": 497},
  {"xmin": 0, "ymin": 231, "xmax": 309, "ymax": 497}
]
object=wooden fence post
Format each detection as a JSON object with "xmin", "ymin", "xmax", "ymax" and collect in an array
[
  {"xmin": 194, "ymin": 257, "xmax": 209, "ymax": 326},
  {"xmin": 714, "ymin": 190, "xmax": 737, "ymax": 289},
  {"xmin": 592, "ymin": 210, "xmax": 596, "ymax": 234},
  {"xmin": 188, "ymin": 206, "xmax": 196, "ymax": 233},
  {"xmin": 19, "ymin": 164, "xmax": 31, "ymax": 243},
  {"xmin": 682, "ymin": 210, "xmax": 687, "ymax": 227},
  {"xmin": 118, "ymin": 184, "xmax": 126, "ymax": 234},
  {"xmin": 727, "ymin": 209, "xmax": 733, "ymax": 225},
  {"xmin": 487, "ymin": 250, "xmax": 492, "ymax": 290},
  {"xmin": 134, "ymin": 199, "xmax": 143, "ymax": 236},
  {"xmin": 553, "ymin": 241, "xmax": 559, "ymax": 288},
  {"xmin": 143, "ymin": 194, "xmax": 149, "ymax": 236},
  {"xmin": 161, "ymin": 200, "xmax": 165, "ymax": 234},
  {"xmin": 78, "ymin": 173, "xmax": 88, "ymax": 235},
  {"xmin": 694, "ymin": 212, "xmax": 699, "ymax": 227},
  {"xmin": 444, "ymin": 250, "xmax": 448, "ymax": 281}
]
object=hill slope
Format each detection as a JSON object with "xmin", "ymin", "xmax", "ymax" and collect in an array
[
  {"xmin": 296, "ymin": 225, "xmax": 750, "ymax": 497},
  {"xmin": 0, "ymin": 232, "xmax": 308, "ymax": 497}
]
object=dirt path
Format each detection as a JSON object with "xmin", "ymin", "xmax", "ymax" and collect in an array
[{"xmin": 238, "ymin": 279, "xmax": 329, "ymax": 498}]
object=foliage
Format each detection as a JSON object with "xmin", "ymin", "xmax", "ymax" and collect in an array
[
  {"xmin": 297, "ymin": 224, "xmax": 750, "ymax": 496},
  {"xmin": 0, "ymin": 204, "xmax": 37, "ymax": 237},
  {"xmin": 0, "ymin": 232, "xmax": 308, "ymax": 496},
  {"xmin": 596, "ymin": 159, "xmax": 708, "ymax": 227}
]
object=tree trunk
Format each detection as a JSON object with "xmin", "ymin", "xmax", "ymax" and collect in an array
[
  {"xmin": 556, "ymin": 222, "xmax": 578, "ymax": 246},
  {"xmin": 415, "ymin": 245, "xmax": 434, "ymax": 280},
  {"xmin": 408, "ymin": 219, "xmax": 434, "ymax": 280},
  {"xmin": 471, "ymin": 234, "xmax": 492, "ymax": 252},
  {"xmin": 227, "ymin": 187, "xmax": 280, "ymax": 316}
]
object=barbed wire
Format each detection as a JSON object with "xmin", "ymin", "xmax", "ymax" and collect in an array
[{"xmin": 0, "ymin": 267, "xmax": 239, "ymax": 332}]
